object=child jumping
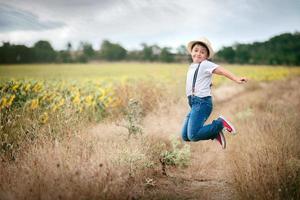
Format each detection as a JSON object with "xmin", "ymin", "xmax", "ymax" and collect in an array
[{"xmin": 181, "ymin": 37, "xmax": 247, "ymax": 149}]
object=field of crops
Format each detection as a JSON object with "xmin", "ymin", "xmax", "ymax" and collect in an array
[
  {"xmin": 1, "ymin": 62, "xmax": 300, "ymax": 199},
  {"xmin": 1, "ymin": 62, "xmax": 300, "ymax": 122}
]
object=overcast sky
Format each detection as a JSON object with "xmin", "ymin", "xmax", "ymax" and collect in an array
[{"xmin": 0, "ymin": 0, "xmax": 299, "ymax": 51}]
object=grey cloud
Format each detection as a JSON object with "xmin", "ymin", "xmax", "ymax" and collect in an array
[
  {"xmin": 0, "ymin": 0, "xmax": 299, "ymax": 50},
  {"xmin": 0, "ymin": 3, "xmax": 65, "ymax": 32}
]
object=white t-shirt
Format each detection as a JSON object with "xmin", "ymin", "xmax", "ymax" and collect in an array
[{"xmin": 185, "ymin": 60, "xmax": 219, "ymax": 97}]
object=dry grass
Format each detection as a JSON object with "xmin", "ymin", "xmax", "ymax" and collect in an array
[
  {"xmin": 0, "ymin": 123, "xmax": 172, "ymax": 200},
  {"xmin": 223, "ymin": 77, "xmax": 300, "ymax": 200},
  {"xmin": 0, "ymin": 77, "xmax": 300, "ymax": 200},
  {"xmin": 112, "ymin": 79, "xmax": 178, "ymax": 116},
  {"xmin": 0, "ymin": 81, "xmax": 184, "ymax": 200}
]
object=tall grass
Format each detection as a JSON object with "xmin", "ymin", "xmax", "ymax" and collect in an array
[
  {"xmin": 0, "ymin": 79, "xmax": 178, "ymax": 161},
  {"xmin": 0, "ymin": 102, "xmax": 88, "ymax": 160},
  {"xmin": 0, "ymin": 78, "xmax": 190, "ymax": 199},
  {"xmin": 0, "ymin": 116, "xmax": 189, "ymax": 200},
  {"xmin": 229, "ymin": 78, "xmax": 300, "ymax": 199},
  {"xmin": 1, "ymin": 63, "xmax": 300, "ymax": 199}
]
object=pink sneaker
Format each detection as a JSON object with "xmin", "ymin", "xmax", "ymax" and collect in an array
[
  {"xmin": 218, "ymin": 115, "xmax": 237, "ymax": 135},
  {"xmin": 215, "ymin": 132, "xmax": 226, "ymax": 149}
]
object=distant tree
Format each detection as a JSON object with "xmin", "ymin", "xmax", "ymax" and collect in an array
[
  {"xmin": 57, "ymin": 50, "xmax": 73, "ymax": 63},
  {"xmin": 217, "ymin": 46, "xmax": 235, "ymax": 63},
  {"xmin": 160, "ymin": 47, "xmax": 175, "ymax": 62},
  {"xmin": 1, "ymin": 32, "xmax": 299, "ymax": 65},
  {"xmin": 76, "ymin": 54, "xmax": 88, "ymax": 63},
  {"xmin": 0, "ymin": 42, "xmax": 14, "ymax": 63},
  {"xmin": 140, "ymin": 43, "xmax": 153, "ymax": 61},
  {"xmin": 67, "ymin": 42, "xmax": 72, "ymax": 52},
  {"xmin": 56, "ymin": 42, "xmax": 73, "ymax": 63},
  {"xmin": 14, "ymin": 45, "xmax": 34, "ymax": 63},
  {"xmin": 176, "ymin": 45, "xmax": 188, "ymax": 55},
  {"xmin": 174, "ymin": 45, "xmax": 189, "ymax": 63},
  {"xmin": 100, "ymin": 40, "xmax": 127, "ymax": 61},
  {"xmin": 234, "ymin": 44, "xmax": 250, "ymax": 64},
  {"xmin": 267, "ymin": 32, "xmax": 300, "ymax": 65},
  {"xmin": 126, "ymin": 50, "xmax": 143, "ymax": 61},
  {"xmin": 33, "ymin": 40, "xmax": 56, "ymax": 63},
  {"xmin": 0, "ymin": 42, "xmax": 34, "ymax": 63},
  {"xmin": 140, "ymin": 43, "xmax": 161, "ymax": 62},
  {"xmin": 216, "ymin": 32, "xmax": 300, "ymax": 65},
  {"xmin": 78, "ymin": 42, "xmax": 95, "ymax": 58}
]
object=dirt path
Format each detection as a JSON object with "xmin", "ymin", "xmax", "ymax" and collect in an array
[
  {"xmin": 89, "ymin": 77, "xmax": 300, "ymax": 200},
  {"xmin": 2, "ymin": 78, "xmax": 298, "ymax": 200},
  {"xmin": 139, "ymin": 80, "xmax": 272, "ymax": 199}
]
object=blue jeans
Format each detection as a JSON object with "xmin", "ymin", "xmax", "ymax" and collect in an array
[{"xmin": 181, "ymin": 95, "xmax": 223, "ymax": 141}]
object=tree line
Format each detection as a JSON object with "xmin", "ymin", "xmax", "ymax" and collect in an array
[
  {"xmin": 0, "ymin": 32, "xmax": 299, "ymax": 65},
  {"xmin": 0, "ymin": 40, "xmax": 188, "ymax": 64},
  {"xmin": 216, "ymin": 32, "xmax": 300, "ymax": 65}
]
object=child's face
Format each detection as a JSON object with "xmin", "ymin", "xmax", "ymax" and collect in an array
[{"xmin": 191, "ymin": 44, "xmax": 208, "ymax": 63}]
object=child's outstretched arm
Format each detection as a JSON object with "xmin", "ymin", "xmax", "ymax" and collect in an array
[{"xmin": 213, "ymin": 66, "xmax": 248, "ymax": 84}]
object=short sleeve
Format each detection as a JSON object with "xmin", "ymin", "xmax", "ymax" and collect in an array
[{"xmin": 203, "ymin": 60, "xmax": 219, "ymax": 74}]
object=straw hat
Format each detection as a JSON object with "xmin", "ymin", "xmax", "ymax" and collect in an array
[{"xmin": 187, "ymin": 37, "xmax": 214, "ymax": 59}]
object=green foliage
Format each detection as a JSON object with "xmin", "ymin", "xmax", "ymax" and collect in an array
[
  {"xmin": 57, "ymin": 50, "xmax": 73, "ymax": 63},
  {"xmin": 124, "ymin": 99, "xmax": 143, "ymax": 137},
  {"xmin": 176, "ymin": 45, "xmax": 188, "ymax": 55},
  {"xmin": 160, "ymin": 136, "xmax": 190, "ymax": 168},
  {"xmin": 140, "ymin": 43, "xmax": 159, "ymax": 61},
  {"xmin": 99, "ymin": 40, "xmax": 127, "ymax": 61},
  {"xmin": 0, "ymin": 42, "xmax": 33, "ymax": 63},
  {"xmin": 33, "ymin": 40, "xmax": 57, "ymax": 63},
  {"xmin": 160, "ymin": 47, "xmax": 175, "ymax": 63},
  {"xmin": 217, "ymin": 46, "xmax": 235, "ymax": 63},
  {"xmin": 76, "ymin": 54, "xmax": 88, "ymax": 63},
  {"xmin": 79, "ymin": 42, "xmax": 95, "ymax": 58},
  {"xmin": 217, "ymin": 32, "xmax": 300, "ymax": 65},
  {"xmin": 138, "ymin": 44, "xmax": 175, "ymax": 62},
  {"xmin": 1, "ymin": 32, "xmax": 300, "ymax": 64}
]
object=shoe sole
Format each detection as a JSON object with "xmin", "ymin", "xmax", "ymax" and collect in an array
[
  {"xmin": 215, "ymin": 132, "xmax": 226, "ymax": 149},
  {"xmin": 220, "ymin": 132, "xmax": 226, "ymax": 149},
  {"xmin": 219, "ymin": 115, "xmax": 237, "ymax": 135}
]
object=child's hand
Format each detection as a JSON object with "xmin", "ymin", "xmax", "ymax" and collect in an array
[{"xmin": 235, "ymin": 77, "xmax": 248, "ymax": 84}]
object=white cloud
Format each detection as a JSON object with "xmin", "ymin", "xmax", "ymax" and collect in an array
[{"xmin": 0, "ymin": 0, "xmax": 299, "ymax": 51}]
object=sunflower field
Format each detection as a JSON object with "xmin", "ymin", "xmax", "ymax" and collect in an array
[{"xmin": 0, "ymin": 63, "xmax": 300, "ymax": 160}]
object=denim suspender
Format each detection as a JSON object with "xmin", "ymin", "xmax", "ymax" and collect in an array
[{"xmin": 192, "ymin": 62, "xmax": 201, "ymax": 96}]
